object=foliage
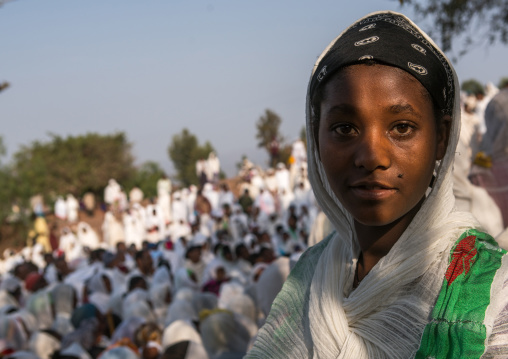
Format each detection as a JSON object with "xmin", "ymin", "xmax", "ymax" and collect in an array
[
  {"xmin": 0, "ymin": 82, "xmax": 9, "ymax": 93},
  {"xmin": 0, "ymin": 164, "xmax": 17, "ymax": 222},
  {"xmin": 279, "ymin": 144, "xmax": 293, "ymax": 166},
  {"xmin": 499, "ymin": 77, "xmax": 508, "ymax": 89},
  {"xmin": 461, "ymin": 79, "xmax": 485, "ymax": 95},
  {"xmin": 167, "ymin": 128, "xmax": 215, "ymax": 187},
  {"xmin": 255, "ymin": 109, "xmax": 284, "ymax": 150},
  {"xmin": 0, "ymin": 136, "xmax": 6, "ymax": 160},
  {"xmin": 12, "ymin": 132, "xmax": 136, "ymax": 200},
  {"xmin": 124, "ymin": 161, "xmax": 166, "ymax": 199},
  {"xmin": 399, "ymin": 0, "xmax": 508, "ymax": 56},
  {"xmin": 255, "ymin": 109, "xmax": 286, "ymax": 167}
]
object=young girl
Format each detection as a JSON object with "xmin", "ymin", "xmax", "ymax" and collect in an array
[{"xmin": 246, "ymin": 11, "xmax": 508, "ymax": 358}]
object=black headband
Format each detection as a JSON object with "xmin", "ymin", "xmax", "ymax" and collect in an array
[{"xmin": 309, "ymin": 12, "xmax": 454, "ymax": 115}]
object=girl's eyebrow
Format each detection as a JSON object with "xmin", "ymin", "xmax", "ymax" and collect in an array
[{"xmin": 389, "ymin": 103, "xmax": 422, "ymax": 119}]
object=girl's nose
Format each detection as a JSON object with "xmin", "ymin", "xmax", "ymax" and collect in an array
[{"xmin": 353, "ymin": 130, "xmax": 391, "ymax": 172}]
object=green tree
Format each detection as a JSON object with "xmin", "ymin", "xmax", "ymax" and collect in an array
[
  {"xmin": 0, "ymin": 136, "xmax": 6, "ymax": 161},
  {"xmin": 168, "ymin": 128, "xmax": 215, "ymax": 187},
  {"xmin": 400, "ymin": 0, "xmax": 508, "ymax": 56},
  {"xmin": 299, "ymin": 126, "xmax": 307, "ymax": 148},
  {"xmin": 0, "ymin": 82, "xmax": 9, "ymax": 93},
  {"xmin": 499, "ymin": 77, "xmax": 508, "ymax": 89},
  {"xmin": 124, "ymin": 161, "xmax": 167, "ymax": 199},
  {"xmin": 12, "ymin": 132, "xmax": 136, "ymax": 200},
  {"xmin": 256, "ymin": 109, "xmax": 285, "ymax": 167},
  {"xmin": 0, "ymin": 136, "xmax": 15, "ymax": 221},
  {"xmin": 461, "ymin": 79, "xmax": 484, "ymax": 95}
]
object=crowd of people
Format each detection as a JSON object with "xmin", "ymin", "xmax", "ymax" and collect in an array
[{"xmin": 0, "ymin": 139, "xmax": 332, "ymax": 359}]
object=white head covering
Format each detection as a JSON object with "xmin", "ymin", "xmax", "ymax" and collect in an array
[
  {"xmin": 255, "ymin": 257, "xmax": 290, "ymax": 318},
  {"xmin": 59, "ymin": 342, "xmax": 93, "ymax": 359},
  {"xmin": 247, "ymin": 11, "xmax": 505, "ymax": 359},
  {"xmin": 28, "ymin": 330, "xmax": 61, "ymax": 359},
  {"xmin": 174, "ymin": 267, "xmax": 200, "ymax": 293},
  {"xmin": 184, "ymin": 341, "xmax": 210, "ymax": 359},
  {"xmin": 200, "ymin": 311, "xmax": 251, "ymax": 359},
  {"xmin": 122, "ymin": 288, "xmax": 155, "ymax": 322},
  {"xmin": 99, "ymin": 346, "xmax": 140, "ymax": 359},
  {"xmin": 162, "ymin": 319, "xmax": 203, "ymax": 350},
  {"xmin": 164, "ymin": 299, "xmax": 198, "ymax": 327},
  {"xmin": 0, "ymin": 313, "xmax": 29, "ymax": 352},
  {"xmin": 51, "ymin": 284, "xmax": 76, "ymax": 336},
  {"xmin": 26, "ymin": 289, "xmax": 54, "ymax": 330}
]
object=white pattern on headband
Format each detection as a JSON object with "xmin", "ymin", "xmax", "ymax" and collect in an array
[
  {"xmin": 359, "ymin": 24, "xmax": 376, "ymax": 32},
  {"xmin": 411, "ymin": 44, "xmax": 426, "ymax": 55},
  {"xmin": 408, "ymin": 62, "xmax": 428, "ymax": 75},
  {"xmin": 358, "ymin": 55, "xmax": 374, "ymax": 60},
  {"xmin": 354, "ymin": 36, "xmax": 380, "ymax": 46},
  {"xmin": 317, "ymin": 66, "xmax": 327, "ymax": 82}
]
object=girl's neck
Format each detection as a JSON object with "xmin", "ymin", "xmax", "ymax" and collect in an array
[{"xmin": 354, "ymin": 198, "xmax": 424, "ymax": 281}]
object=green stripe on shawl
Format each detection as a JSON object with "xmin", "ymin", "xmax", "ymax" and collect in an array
[{"xmin": 415, "ymin": 229, "xmax": 506, "ymax": 359}]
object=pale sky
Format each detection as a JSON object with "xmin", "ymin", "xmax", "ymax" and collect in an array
[{"xmin": 1, "ymin": 0, "xmax": 507, "ymax": 178}]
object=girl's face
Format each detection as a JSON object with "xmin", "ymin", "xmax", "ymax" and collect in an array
[{"xmin": 317, "ymin": 64, "xmax": 448, "ymax": 227}]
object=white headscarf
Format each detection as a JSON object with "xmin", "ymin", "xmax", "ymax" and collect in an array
[
  {"xmin": 28, "ymin": 330, "xmax": 61, "ymax": 359},
  {"xmin": 247, "ymin": 11, "xmax": 508, "ymax": 359},
  {"xmin": 51, "ymin": 284, "xmax": 76, "ymax": 336},
  {"xmin": 200, "ymin": 311, "xmax": 251, "ymax": 359},
  {"xmin": 162, "ymin": 319, "xmax": 203, "ymax": 350},
  {"xmin": 164, "ymin": 299, "xmax": 198, "ymax": 327},
  {"xmin": 255, "ymin": 257, "xmax": 290, "ymax": 319}
]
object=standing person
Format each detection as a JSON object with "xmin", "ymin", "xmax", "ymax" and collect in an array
[
  {"xmin": 470, "ymin": 81, "xmax": 508, "ymax": 227},
  {"xmin": 157, "ymin": 175, "xmax": 172, "ymax": 226},
  {"xmin": 206, "ymin": 151, "xmax": 221, "ymax": 184},
  {"xmin": 196, "ymin": 158, "xmax": 208, "ymax": 187},
  {"xmin": 66, "ymin": 194, "xmax": 80, "ymax": 223},
  {"xmin": 247, "ymin": 11, "xmax": 508, "ymax": 358},
  {"xmin": 82, "ymin": 192, "xmax": 96, "ymax": 217}
]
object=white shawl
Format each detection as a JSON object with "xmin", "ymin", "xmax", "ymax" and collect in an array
[{"xmin": 246, "ymin": 11, "xmax": 508, "ymax": 359}]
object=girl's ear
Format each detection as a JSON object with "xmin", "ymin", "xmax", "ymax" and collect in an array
[{"xmin": 436, "ymin": 115, "xmax": 451, "ymax": 160}]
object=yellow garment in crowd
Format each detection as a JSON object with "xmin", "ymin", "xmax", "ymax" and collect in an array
[{"xmin": 33, "ymin": 216, "xmax": 51, "ymax": 252}]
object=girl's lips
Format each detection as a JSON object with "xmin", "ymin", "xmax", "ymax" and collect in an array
[
  {"xmin": 350, "ymin": 186, "xmax": 398, "ymax": 200},
  {"xmin": 349, "ymin": 181, "xmax": 398, "ymax": 200}
]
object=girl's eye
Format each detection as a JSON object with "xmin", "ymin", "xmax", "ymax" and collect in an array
[
  {"xmin": 392, "ymin": 123, "xmax": 414, "ymax": 136},
  {"xmin": 334, "ymin": 124, "xmax": 358, "ymax": 136}
]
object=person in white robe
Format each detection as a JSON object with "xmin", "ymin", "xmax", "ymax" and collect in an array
[
  {"xmin": 66, "ymin": 194, "xmax": 79, "ymax": 223},
  {"xmin": 145, "ymin": 203, "xmax": 165, "ymax": 243},
  {"xmin": 453, "ymin": 98, "xmax": 504, "ymax": 237},
  {"xmin": 218, "ymin": 183, "xmax": 235, "ymax": 208},
  {"xmin": 264, "ymin": 168, "xmax": 278, "ymax": 194},
  {"xmin": 185, "ymin": 186, "xmax": 198, "ymax": 224},
  {"xmin": 202, "ymin": 183, "xmax": 219, "ymax": 212},
  {"xmin": 206, "ymin": 152, "xmax": 221, "ymax": 184},
  {"xmin": 104, "ymin": 179, "xmax": 122, "ymax": 205},
  {"xmin": 249, "ymin": 169, "xmax": 265, "ymax": 199},
  {"xmin": 171, "ymin": 191, "xmax": 187, "ymax": 223},
  {"xmin": 128, "ymin": 187, "xmax": 144, "ymax": 204},
  {"xmin": 291, "ymin": 139, "xmax": 307, "ymax": 168},
  {"xmin": 275, "ymin": 163, "xmax": 291, "ymax": 194},
  {"xmin": 54, "ymin": 196, "xmax": 67, "ymax": 221},
  {"xmin": 255, "ymin": 188, "xmax": 276, "ymax": 217},
  {"xmin": 59, "ymin": 228, "xmax": 78, "ymax": 258},
  {"xmin": 77, "ymin": 222, "xmax": 100, "ymax": 250}
]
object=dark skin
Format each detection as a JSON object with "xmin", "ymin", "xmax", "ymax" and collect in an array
[{"xmin": 317, "ymin": 64, "xmax": 450, "ymax": 284}]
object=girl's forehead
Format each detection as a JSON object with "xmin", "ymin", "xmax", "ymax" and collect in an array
[{"xmin": 323, "ymin": 64, "xmax": 433, "ymax": 106}]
